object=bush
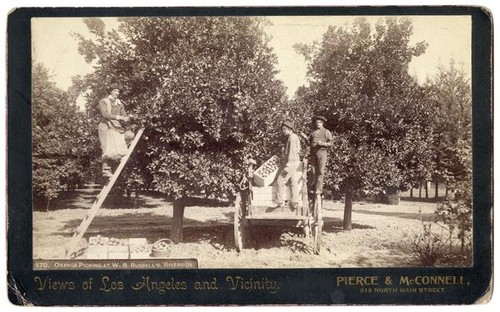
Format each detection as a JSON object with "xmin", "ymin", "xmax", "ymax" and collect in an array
[
  {"xmin": 411, "ymin": 180, "xmax": 472, "ymax": 266},
  {"xmin": 411, "ymin": 222, "xmax": 448, "ymax": 266},
  {"xmin": 435, "ymin": 180, "xmax": 472, "ymax": 255}
]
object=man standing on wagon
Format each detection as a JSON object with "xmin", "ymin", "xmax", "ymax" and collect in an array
[
  {"xmin": 309, "ymin": 115, "xmax": 333, "ymax": 195},
  {"xmin": 274, "ymin": 120, "xmax": 301, "ymax": 210}
]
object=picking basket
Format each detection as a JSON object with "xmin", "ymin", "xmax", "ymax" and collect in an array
[{"xmin": 151, "ymin": 238, "xmax": 172, "ymax": 257}]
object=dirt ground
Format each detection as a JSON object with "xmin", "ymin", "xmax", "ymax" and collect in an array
[{"xmin": 33, "ymin": 187, "xmax": 440, "ymax": 268}]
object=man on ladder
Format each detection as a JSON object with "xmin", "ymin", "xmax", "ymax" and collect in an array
[
  {"xmin": 97, "ymin": 84, "xmax": 134, "ymax": 181},
  {"xmin": 65, "ymin": 85, "xmax": 144, "ymax": 258},
  {"xmin": 65, "ymin": 86, "xmax": 144, "ymax": 259}
]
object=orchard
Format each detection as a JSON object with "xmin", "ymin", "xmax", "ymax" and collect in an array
[{"xmin": 33, "ymin": 17, "xmax": 472, "ymax": 250}]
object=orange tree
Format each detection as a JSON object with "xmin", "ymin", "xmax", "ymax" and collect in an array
[
  {"xmin": 75, "ymin": 17, "xmax": 293, "ymax": 241},
  {"xmin": 32, "ymin": 63, "xmax": 94, "ymax": 210},
  {"xmin": 295, "ymin": 18, "xmax": 435, "ymax": 230}
]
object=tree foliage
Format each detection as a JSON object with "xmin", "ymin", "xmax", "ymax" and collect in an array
[
  {"xmin": 426, "ymin": 60, "xmax": 471, "ymax": 185},
  {"xmin": 32, "ymin": 63, "xmax": 94, "ymax": 208},
  {"xmin": 75, "ymin": 17, "xmax": 291, "ymax": 200},
  {"xmin": 296, "ymin": 17, "xmax": 434, "ymax": 195},
  {"xmin": 295, "ymin": 18, "xmax": 435, "ymax": 228},
  {"xmin": 426, "ymin": 60, "xmax": 472, "ymax": 255}
]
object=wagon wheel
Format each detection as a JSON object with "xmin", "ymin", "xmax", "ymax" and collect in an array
[
  {"xmin": 312, "ymin": 194, "xmax": 323, "ymax": 254},
  {"xmin": 233, "ymin": 193, "xmax": 247, "ymax": 252}
]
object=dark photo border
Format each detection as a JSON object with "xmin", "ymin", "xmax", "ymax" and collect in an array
[{"xmin": 7, "ymin": 6, "xmax": 492, "ymax": 305}]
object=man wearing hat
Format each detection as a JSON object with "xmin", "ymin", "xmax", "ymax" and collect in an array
[
  {"xmin": 274, "ymin": 120, "xmax": 301, "ymax": 210},
  {"xmin": 309, "ymin": 116, "xmax": 333, "ymax": 195},
  {"xmin": 97, "ymin": 84, "xmax": 132, "ymax": 180}
]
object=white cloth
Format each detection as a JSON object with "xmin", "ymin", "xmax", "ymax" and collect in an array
[{"xmin": 103, "ymin": 126, "xmax": 128, "ymax": 160}]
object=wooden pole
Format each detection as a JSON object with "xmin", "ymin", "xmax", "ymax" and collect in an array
[{"xmin": 301, "ymin": 159, "xmax": 309, "ymax": 216}]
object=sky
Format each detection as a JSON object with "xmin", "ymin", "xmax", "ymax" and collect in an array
[
  {"xmin": 32, "ymin": 15, "xmax": 471, "ymax": 99},
  {"xmin": 265, "ymin": 16, "xmax": 471, "ymax": 96}
]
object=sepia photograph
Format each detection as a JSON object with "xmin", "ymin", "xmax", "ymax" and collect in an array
[
  {"xmin": 6, "ymin": 6, "xmax": 492, "ymax": 305},
  {"xmin": 30, "ymin": 14, "xmax": 473, "ymax": 268}
]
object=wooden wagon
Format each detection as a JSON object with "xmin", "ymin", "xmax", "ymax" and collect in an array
[{"xmin": 233, "ymin": 157, "xmax": 323, "ymax": 254}]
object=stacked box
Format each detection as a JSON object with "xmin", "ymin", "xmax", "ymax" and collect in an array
[
  {"xmin": 251, "ymin": 162, "xmax": 304, "ymax": 206},
  {"xmin": 108, "ymin": 238, "xmax": 130, "ymax": 259},
  {"xmin": 251, "ymin": 186, "xmax": 276, "ymax": 207},
  {"xmin": 87, "ymin": 236, "xmax": 109, "ymax": 259},
  {"xmin": 253, "ymin": 155, "xmax": 280, "ymax": 187},
  {"xmin": 129, "ymin": 238, "xmax": 150, "ymax": 259},
  {"xmin": 252, "ymin": 186, "xmax": 275, "ymax": 200}
]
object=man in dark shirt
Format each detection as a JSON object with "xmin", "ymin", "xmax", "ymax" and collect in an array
[
  {"xmin": 309, "ymin": 116, "xmax": 333, "ymax": 195},
  {"xmin": 97, "ymin": 85, "xmax": 131, "ymax": 179}
]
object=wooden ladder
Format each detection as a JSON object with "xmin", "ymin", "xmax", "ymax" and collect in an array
[{"xmin": 65, "ymin": 128, "xmax": 145, "ymax": 259}]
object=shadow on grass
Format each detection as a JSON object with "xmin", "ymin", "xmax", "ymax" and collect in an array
[
  {"xmin": 353, "ymin": 209, "xmax": 434, "ymax": 222},
  {"xmin": 60, "ymin": 212, "xmax": 171, "ymax": 239},
  {"xmin": 35, "ymin": 187, "xmax": 234, "ymax": 211},
  {"xmin": 34, "ymin": 189, "xmax": 169, "ymax": 211},
  {"xmin": 56, "ymin": 206, "xmax": 379, "ymax": 254},
  {"xmin": 322, "ymin": 216, "xmax": 376, "ymax": 233},
  {"xmin": 401, "ymin": 196, "xmax": 445, "ymax": 203},
  {"xmin": 60, "ymin": 211, "xmax": 237, "ymax": 251}
]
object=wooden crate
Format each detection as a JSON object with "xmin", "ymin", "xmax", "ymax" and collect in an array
[
  {"xmin": 108, "ymin": 246, "xmax": 129, "ymax": 259},
  {"xmin": 129, "ymin": 238, "xmax": 150, "ymax": 259},
  {"xmin": 87, "ymin": 236, "xmax": 109, "ymax": 259},
  {"xmin": 253, "ymin": 155, "xmax": 280, "ymax": 186},
  {"xmin": 108, "ymin": 238, "xmax": 130, "ymax": 259},
  {"xmin": 251, "ymin": 162, "xmax": 304, "ymax": 207},
  {"xmin": 252, "ymin": 186, "xmax": 275, "ymax": 200}
]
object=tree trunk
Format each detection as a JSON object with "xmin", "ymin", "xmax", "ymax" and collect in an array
[
  {"xmin": 434, "ymin": 181, "xmax": 439, "ymax": 199},
  {"xmin": 386, "ymin": 188, "xmax": 400, "ymax": 205},
  {"xmin": 419, "ymin": 183, "xmax": 422, "ymax": 198},
  {"xmin": 425, "ymin": 181, "xmax": 429, "ymax": 198},
  {"xmin": 343, "ymin": 190, "xmax": 353, "ymax": 231},
  {"xmin": 46, "ymin": 199, "xmax": 50, "ymax": 212},
  {"xmin": 171, "ymin": 199, "xmax": 185, "ymax": 243},
  {"xmin": 410, "ymin": 187, "xmax": 413, "ymax": 198}
]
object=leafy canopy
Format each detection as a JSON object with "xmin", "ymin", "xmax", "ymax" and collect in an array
[
  {"xmin": 295, "ymin": 17, "xmax": 434, "ymax": 196},
  {"xmin": 32, "ymin": 63, "xmax": 93, "ymax": 204},
  {"xmin": 76, "ymin": 17, "xmax": 291, "ymax": 199}
]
